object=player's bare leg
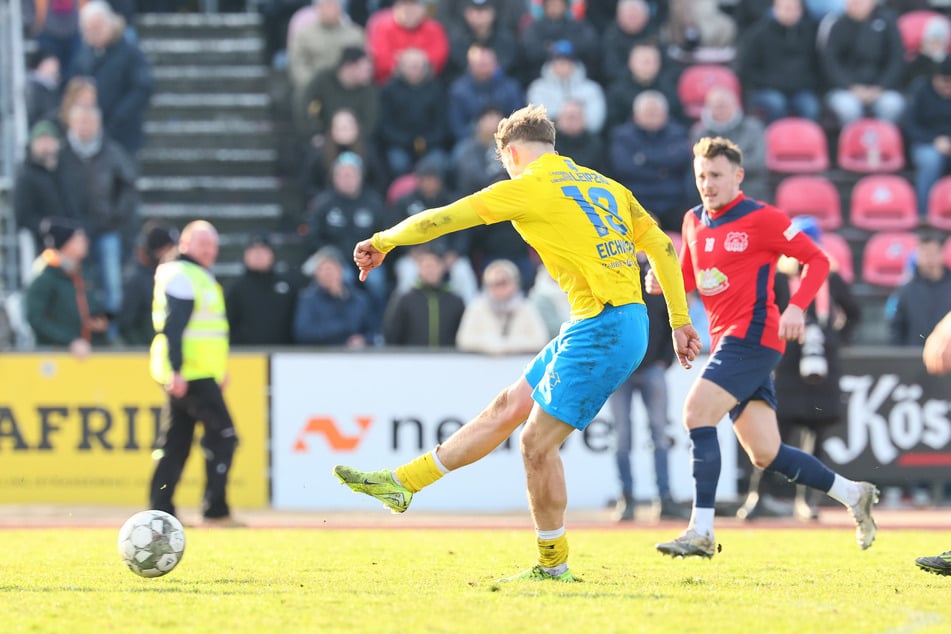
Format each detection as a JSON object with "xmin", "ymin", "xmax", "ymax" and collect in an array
[
  {"xmin": 334, "ymin": 378, "xmax": 534, "ymax": 512},
  {"xmin": 500, "ymin": 406, "xmax": 578, "ymax": 583}
]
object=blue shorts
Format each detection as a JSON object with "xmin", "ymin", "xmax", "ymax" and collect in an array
[
  {"xmin": 702, "ymin": 336, "xmax": 782, "ymax": 422},
  {"xmin": 524, "ymin": 303, "xmax": 648, "ymax": 430}
]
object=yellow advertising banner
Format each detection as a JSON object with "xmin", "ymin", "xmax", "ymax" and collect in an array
[{"xmin": 0, "ymin": 353, "xmax": 268, "ymax": 508}]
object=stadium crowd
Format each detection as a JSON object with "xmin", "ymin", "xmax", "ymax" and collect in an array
[{"xmin": 9, "ymin": 0, "xmax": 951, "ymax": 355}]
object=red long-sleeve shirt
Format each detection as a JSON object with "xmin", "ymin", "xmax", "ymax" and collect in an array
[{"xmin": 680, "ymin": 193, "xmax": 831, "ymax": 353}]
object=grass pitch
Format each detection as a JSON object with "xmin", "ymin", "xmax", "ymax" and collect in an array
[{"xmin": 1, "ymin": 526, "xmax": 948, "ymax": 634}]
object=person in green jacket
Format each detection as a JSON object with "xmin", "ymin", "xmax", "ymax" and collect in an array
[{"xmin": 25, "ymin": 217, "xmax": 109, "ymax": 358}]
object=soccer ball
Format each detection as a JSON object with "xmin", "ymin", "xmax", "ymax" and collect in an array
[{"xmin": 118, "ymin": 510, "xmax": 186, "ymax": 578}]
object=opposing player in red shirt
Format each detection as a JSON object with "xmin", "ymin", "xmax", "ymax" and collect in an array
[{"xmin": 647, "ymin": 137, "xmax": 880, "ymax": 558}]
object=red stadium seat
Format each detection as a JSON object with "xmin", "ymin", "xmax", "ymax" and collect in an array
[
  {"xmin": 775, "ymin": 175, "xmax": 842, "ymax": 230},
  {"xmin": 861, "ymin": 231, "xmax": 918, "ymax": 287},
  {"xmin": 820, "ymin": 232, "xmax": 854, "ymax": 283},
  {"xmin": 897, "ymin": 11, "xmax": 951, "ymax": 61},
  {"xmin": 927, "ymin": 176, "xmax": 951, "ymax": 231},
  {"xmin": 849, "ymin": 175, "xmax": 918, "ymax": 232},
  {"xmin": 386, "ymin": 173, "xmax": 418, "ymax": 205},
  {"xmin": 764, "ymin": 118, "xmax": 830, "ymax": 173},
  {"xmin": 837, "ymin": 118, "xmax": 905, "ymax": 173},
  {"xmin": 676, "ymin": 64, "xmax": 741, "ymax": 119}
]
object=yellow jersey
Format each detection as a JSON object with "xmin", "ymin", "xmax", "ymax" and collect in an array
[{"xmin": 372, "ymin": 152, "xmax": 690, "ymax": 326}]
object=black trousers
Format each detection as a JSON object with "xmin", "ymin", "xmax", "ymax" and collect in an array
[{"xmin": 149, "ymin": 378, "xmax": 239, "ymax": 520}]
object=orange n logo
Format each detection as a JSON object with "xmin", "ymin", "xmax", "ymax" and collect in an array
[{"xmin": 293, "ymin": 416, "xmax": 373, "ymax": 452}]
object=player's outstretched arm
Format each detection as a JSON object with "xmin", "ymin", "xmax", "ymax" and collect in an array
[
  {"xmin": 672, "ymin": 324, "xmax": 702, "ymax": 370},
  {"xmin": 923, "ymin": 311, "xmax": 951, "ymax": 375}
]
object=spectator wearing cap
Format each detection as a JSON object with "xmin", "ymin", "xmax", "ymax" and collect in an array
[
  {"xmin": 295, "ymin": 46, "xmax": 378, "ymax": 141},
  {"xmin": 366, "ymin": 0, "xmax": 450, "ymax": 84},
  {"xmin": 226, "ymin": 233, "xmax": 299, "ymax": 346},
  {"xmin": 287, "ymin": 0, "xmax": 365, "ymax": 105},
  {"xmin": 436, "ymin": 0, "xmax": 526, "ymax": 37},
  {"xmin": 26, "ymin": 217, "xmax": 109, "ymax": 358},
  {"xmin": 377, "ymin": 47, "xmax": 451, "ymax": 178},
  {"xmin": 58, "ymin": 103, "xmax": 138, "ymax": 329},
  {"xmin": 520, "ymin": 0, "xmax": 599, "ymax": 83},
  {"xmin": 117, "ymin": 221, "xmax": 177, "ymax": 345},
  {"xmin": 444, "ymin": 0, "xmax": 520, "ymax": 80},
  {"xmin": 293, "ymin": 246, "xmax": 374, "ymax": 347},
  {"xmin": 66, "ymin": 0, "xmax": 153, "ymax": 156},
  {"xmin": 903, "ymin": 57, "xmax": 951, "ymax": 217},
  {"xmin": 526, "ymin": 39, "xmax": 606, "ymax": 133},
  {"xmin": 888, "ymin": 227, "xmax": 951, "ymax": 346},
  {"xmin": 25, "ymin": 48, "xmax": 62, "ymax": 129},
  {"xmin": 14, "ymin": 120, "xmax": 70, "ymax": 257},
  {"xmin": 305, "ymin": 151, "xmax": 389, "ymax": 333},
  {"xmin": 389, "ymin": 156, "xmax": 479, "ymax": 302},
  {"xmin": 382, "ymin": 244, "xmax": 467, "ymax": 347},
  {"xmin": 447, "ymin": 43, "xmax": 524, "ymax": 143}
]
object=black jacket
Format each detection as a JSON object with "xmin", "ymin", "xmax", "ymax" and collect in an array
[
  {"xmin": 13, "ymin": 154, "xmax": 71, "ymax": 248},
  {"xmin": 737, "ymin": 12, "xmax": 820, "ymax": 93},
  {"xmin": 226, "ymin": 270, "xmax": 298, "ymax": 346},
  {"xmin": 889, "ymin": 268, "xmax": 951, "ymax": 346},
  {"xmin": 820, "ymin": 7, "xmax": 904, "ymax": 90},
  {"xmin": 118, "ymin": 260, "xmax": 158, "ymax": 345},
  {"xmin": 383, "ymin": 284, "xmax": 466, "ymax": 347},
  {"xmin": 774, "ymin": 271, "xmax": 861, "ymax": 425}
]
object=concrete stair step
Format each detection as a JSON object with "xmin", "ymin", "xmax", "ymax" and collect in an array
[
  {"xmin": 153, "ymin": 65, "xmax": 268, "ymax": 93},
  {"xmin": 144, "ymin": 120, "xmax": 276, "ymax": 149},
  {"xmin": 140, "ymin": 202, "xmax": 284, "ymax": 234},
  {"xmin": 139, "ymin": 148, "xmax": 277, "ymax": 177},
  {"xmin": 136, "ymin": 12, "xmax": 263, "ymax": 39},
  {"xmin": 146, "ymin": 93, "xmax": 271, "ymax": 122},
  {"xmin": 141, "ymin": 37, "xmax": 263, "ymax": 66},
  {"xmin": 138, "ymin": 175, "xmax": 282, "ymax": 204}
]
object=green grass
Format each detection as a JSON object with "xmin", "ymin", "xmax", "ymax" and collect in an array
[{"xmin": 1, "ymin": 527, "xmax": 948, "ymax": 633}]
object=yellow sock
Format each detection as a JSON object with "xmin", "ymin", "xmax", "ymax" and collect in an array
[
  {"xmin": 537, "ymin": 534, "xmax": 569, "ymax": 568},
  {"xmin": 394, "ymin": 452, "xmax": 445, "ymax": 493}
]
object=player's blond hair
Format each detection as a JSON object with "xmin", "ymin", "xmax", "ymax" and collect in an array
[
  {"xmin": 693, "ymin": 136, "xmax": 743, "ymax": 166},
  {"xmin": 494, "ymin": 104, "xmax": 556, "ymax": 155}
]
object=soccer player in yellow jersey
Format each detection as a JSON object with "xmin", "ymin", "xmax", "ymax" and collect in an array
[{"xmin": 334, "ymin": 104, "xmax": 703, "ymax": 582}]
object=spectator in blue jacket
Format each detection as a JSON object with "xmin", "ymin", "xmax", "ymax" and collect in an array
[
  {"xmin": 67, "ymin": 0, "xmax": 152, "ymax": 156},
  {"xmin": 448, "ymin": 43, "xmax": 524, "ymax": 143},
  {"xmin": 607, "ymin": 90, "xmax": 692, "ymax": 231},
  {"xmin": 293, "ymin": 246, "xmax": 374, "ymax": 347}
]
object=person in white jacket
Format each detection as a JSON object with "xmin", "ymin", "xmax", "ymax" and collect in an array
[
  {"xmin": 526, "ymin": 39, "xmax": 606, "ymax": 134},
  {"xmin": 456, "ymin": 259, "xmax": 550, "ymax": 355}
]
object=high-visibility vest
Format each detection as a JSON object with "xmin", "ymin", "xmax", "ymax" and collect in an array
[{"xmin": 150, "ymin": 259, "xmax": 229, "ymax": 384}]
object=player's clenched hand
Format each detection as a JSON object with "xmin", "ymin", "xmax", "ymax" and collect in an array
[
  {"xmin": 778, "ymin": 304, "xmax": 805, "ymax": 343},
  {"xmin": 672, "ymin": 324, "xmax": 703, "ymax": 369},
  {"xmin": 643, "ymin": 269, "xmax": 663, "ymax": 295},
  {"xmin": 353, "ymin": 239, "xmax": 386, "ymax": 282}
]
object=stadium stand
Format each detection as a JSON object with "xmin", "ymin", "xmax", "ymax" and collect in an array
[
  {"xmin": 926, "ymin": 176, "xmax": 951, "ymax": 231},
  {"xmin": 849, "ymin": 175, "xmax": 919, "ymax": 232},
  {"xmin": 861, "ymin": 231, "xmax": 919, "ymax": 287},
  {"xmin": 764, "ymin": 117, "xmax": 829, "ymax": 174},
  {"xmin": 837, "ymin": 118, "xmax": 906, "ymax": 174},
  {"xmin": 676, "ymin": 64, "xmax": 741, "ymax": 120},
  {"xmin": 775, "ymin": 175, "xmax": 842, "ymax": 230},
  {"xmin": 821, "ymin": 231, "xmax": 855, "ymax": 284}
]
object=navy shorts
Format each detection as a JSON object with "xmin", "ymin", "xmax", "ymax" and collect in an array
[
  {"xmin": 524, "ymin": 303, "xmax": 648, "ymax": 430},
  {"xmin": 702, "ymin": 336, "xmax": 782, "ymax": 422}
]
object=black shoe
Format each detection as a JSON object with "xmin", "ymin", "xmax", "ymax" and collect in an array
[
  {"xmin": 659, "ymin": 498, "xmax": 691, "ymax": 520},
  {"xmin": 916, "ymin": 552, "xmax": 951, "ymax": 575},
  {"xmin": 613, "ymin": 494, "xmax": 635, "ymax": 522}
]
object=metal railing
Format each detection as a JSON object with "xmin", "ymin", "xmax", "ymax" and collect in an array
[{"xmin": 0, "ymin": 0, "xmax": 28, "ymax": 294}]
